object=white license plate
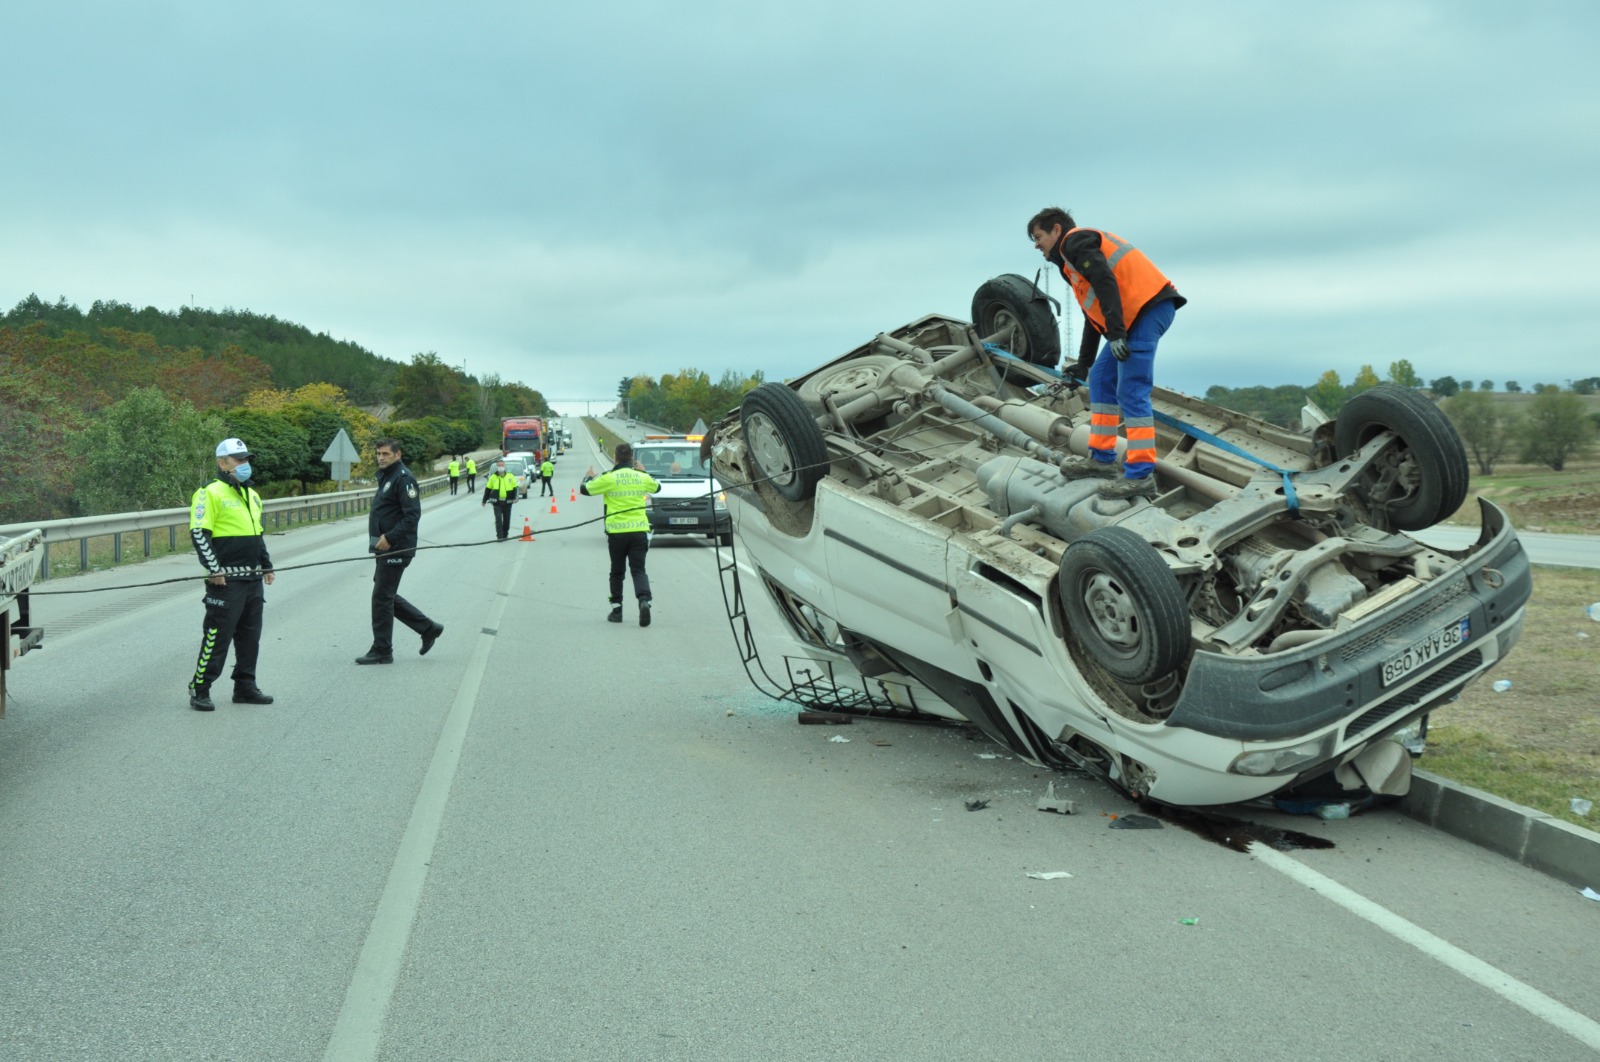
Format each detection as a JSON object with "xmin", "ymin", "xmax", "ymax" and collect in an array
[
  {"xmin": 1381, "ymin": 616, "xmax": 1470, "ymax": 687},
  {"xmin": 669, "ymin": 517, "xmax": 698, "ymax": 525}
]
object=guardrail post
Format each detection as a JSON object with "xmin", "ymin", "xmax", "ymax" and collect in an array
[
  {"xmin": 114, "ymin": 532, "xmax": 123, "ymax": 563},
  {"xmin": 80, "ymin": 538, "xmax": 89, "ymax": 571},
  {"xmin": 40, "ymin": 543, "xmax": 50, "ymax": 581},
  {"xmin": 143, "ymin": 528, "xmax": 152, "ymax": 557},
  {"xmin": 170, "ymin": 525, "xmax": 177, "ymax": 550}
]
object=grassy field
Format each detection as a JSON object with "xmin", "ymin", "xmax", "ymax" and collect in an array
[{"xmin": 1443, "ymin": 457, "xmax": 1600, "ymax": 534}]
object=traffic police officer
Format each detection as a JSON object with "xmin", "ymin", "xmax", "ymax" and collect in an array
[
  {"xmin": 357, "ymin": 438, "xmax": 444, "ymax": 664},
  {"xmin": 538, "ymin": 455, "xmax": 555, "ymax": 496},
  {"xmin": 465, "ymin": 457, "xmax": 477, "ymax": 492},
  {"xmin": 482, "ymin": 459, "xmax": 519, "ymax": 540},
  {"xmin": 447, "ymin": 457, "xmax": 461, "ymax": 495},
  {"xmin": 187, "ymin": 437, "xmax": 275, "ymax": 711},
  {"xmin": 580, "ymin": 442, "xmax": 660, "ymax": 626}
]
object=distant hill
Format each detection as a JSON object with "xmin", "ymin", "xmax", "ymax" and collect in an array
[{"xmin": 3, "ymin": 294, "xmax": 399, "ymax": 406}]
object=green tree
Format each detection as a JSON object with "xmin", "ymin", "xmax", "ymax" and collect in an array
[
  {"xmin": 1460, "ymin": 379, "xmax": 1475, "ymax": 392},
  {"xmin": 1388, "ymin": 360, "xmax": 1421, "ymax": 388},
  {"xmin": 1351, "ymin": 365, "xmax": 1381, "ymax": 393},
  {"xmin": 0, "ymin": 376, "xmax": 80, "ymax": 522},
  {"xmin": 1304, "ymin": 370, "xmax": 1346, "ymax": 414},
  {"xmin": 223, "ymin": 408, "xmax": 312, "ymax": 493},
  {"xmin": 1505, "ymin": 380, "xmax": 1522, "ymax": 393},
  {"xmin": 1429, "ymin": 375, "xmax": 1460, "ymax": 398},
  {"xmin": 1518, "ymin": 391, "xmax": 1596, "ymax": 471},
  {"xmin": 392, "ymin": 352, "xmax": 473, "ymax": 420},
  {"xmin": 71, "ymin": 387, "xmax": 225, "ymax": 513},
  {"xmin": 1573, "ymin": 377, "xmax": 1600, "ymax": 395},
  {"xmin": 1479, "ymin": 379, "xmax": 1494, "ymax": 392},
  {"xmin": 1445, "ymin": 391, "xmax": 1516, "ymax": 476}
]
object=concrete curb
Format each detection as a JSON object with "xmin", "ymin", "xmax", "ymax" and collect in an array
[{"xmin": 1401, "ymin": 768, "xmax": 1600, "ymax": 887}]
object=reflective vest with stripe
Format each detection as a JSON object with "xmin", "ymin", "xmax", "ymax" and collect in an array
[
  {"xmin": 1058, "ymin": 228, "xmax": 1173, "ymax": 336},
  {"xmin": 485, "ymin": 472, "xmax": 518, "ymax": 501},
  {"xmin": 585, "ymin": 467, "xmax": 659, "ymax": 534},
  {"xmin": 448, "ymin": 460, "xmax": 460, "ymax": 476}
]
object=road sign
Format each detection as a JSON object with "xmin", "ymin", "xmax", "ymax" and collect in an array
[{"xmin": 322, "ymin": 428, "xmax": 360, "ymax": 482}]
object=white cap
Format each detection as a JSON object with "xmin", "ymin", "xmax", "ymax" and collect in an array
[{"xmin": 215, "ymin": 437, "xmax": 252, "ymax": 458}]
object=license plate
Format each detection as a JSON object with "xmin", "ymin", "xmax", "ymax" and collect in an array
[
  {"xmin": 669, "ymin": 517, "xmax": 698, "ymax": 525},
  {"xmin": 1381, "ymin": 617, "xmax": 1469, "ymax": 687}
]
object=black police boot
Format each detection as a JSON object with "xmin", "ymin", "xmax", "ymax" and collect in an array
[
  {"xmin": 607, "ymin": 606, "xmax": 623, "ymax": 623},
  {"xmin": 420, "ymin": 623, "xmax": 444, "ymax": 655},
  {"xmin": 233, "ymin": 685, "xmax": 274, "ymax": 705},
  {"xmin": 355, "ymin": 650, "xmax": 395, "ymax": 665},
  {"xmin": 189, "ymin": 687, "xmax": 215, "ymax": 712},
  {"xmin": 638, "ymin": 597, "xmax": 652, "ymax": 628}
]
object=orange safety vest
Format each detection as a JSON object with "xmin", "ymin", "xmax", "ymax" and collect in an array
[{"xmin": 1058, "ymin": 228, "xmax": 1174, "ymax": 337}]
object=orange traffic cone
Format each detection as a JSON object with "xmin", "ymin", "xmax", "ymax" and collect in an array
[
  {"xmin": 569, "ymin": 488, "xmax": 576, "ymax": 502},
  {"xmin": 549, "ymin": 498, "xmax": 559, "ymax": 515},
  {"xmin": 520, "ymin": 519, "xmax": 534, "ymax": 542}
]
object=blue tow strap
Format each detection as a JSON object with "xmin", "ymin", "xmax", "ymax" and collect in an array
[{"xmin": 983, "ymin": 344, "xmax": 1301, "ymax": 516}]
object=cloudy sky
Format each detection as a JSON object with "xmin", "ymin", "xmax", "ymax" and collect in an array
[{"xmin": 4, "ymin": 1, "xmax": 1596, "ymax": 413}]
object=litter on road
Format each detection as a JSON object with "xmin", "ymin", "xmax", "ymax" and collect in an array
[
  {"xmin": 1025, "ymin": 872, "xmax": 1073, "ymax": 880},
  {"xmin": 1582, "ymin": 888, "xmax": 1600, "ymax": 902},
  {"xmin": 1036, "ymin": 782, "xmax": 1075, "ymax": 815},
  {"xmin": 828, "ymin": 734, "xmax": 850, "ymax": 743},
  {"xmin": 965, "ymin": 799, "xmax": 990, "ymax": 811},
  {"xmin": 1108, "ymin": 814, "xmax": 1164, "ymax": 830}
]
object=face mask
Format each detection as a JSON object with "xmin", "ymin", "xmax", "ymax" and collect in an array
[
  {"xmin": 496, "ymin": 466, "xmax": 506, "ymax": 474},
  {"xmin": 233, "ymin": 462, "xmax": 253, "ymax": 483}
]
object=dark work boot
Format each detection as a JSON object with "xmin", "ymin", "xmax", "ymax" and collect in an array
[
  {"xmin": 355, "ymin": 650, "xmax": 395, "ymax": 665},
  {"xmin": 607, "ymin": 606, "xmax": 623, "ymax": 623},
  {"xmin": 420, "ymin": 623, "xmax": 445, "ymax": 656},
  {"xmin": 233, "ymin": 686, "xmax": 275, "ymax": 705},
  {"xmin": 638, "ymin": 598, "xmax": 652, "ymax": 628},
  {"xmin": 1097, "ymin": 476, "xmax": 1159, "ymax": 500},
  {"xmin": 189, "ymin": 687, "xmax": 215, "ymax": 712}
]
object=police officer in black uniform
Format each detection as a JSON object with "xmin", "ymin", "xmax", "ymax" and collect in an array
[
  {"xmin": 357, "ymin": 438, "xmax": 445, "ymax": 664},
  {"xmin": 187, "ymin": 437, "xmax": 275, "ymax": 711}
]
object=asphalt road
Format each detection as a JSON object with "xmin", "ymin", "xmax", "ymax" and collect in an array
[{"xmin": 3, "ymin": 422, "xmax": 1599, "ymax": 1061}]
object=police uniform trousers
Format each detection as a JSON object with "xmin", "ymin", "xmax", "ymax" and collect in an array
[
  {"xmin": 371, "ymin": 553, "xmax": 433, "ymax": 654},
  {"xmin": 539, "ymin": 474, "xmax": 553, "ymax": 496},
  {"xmin": 449, "ymin": 475, "xmax": 460, "ymax": 495},
  {"xmin": 190, "ymin": 578, "xmax": 264, "ymax": 694},
  {"xmin": 490, "ymin": 501, "xmax": 514, "ymax": 539},
  {"xmin": 607, "ymin": 531, "xmax": 651, "ymax": 605}
]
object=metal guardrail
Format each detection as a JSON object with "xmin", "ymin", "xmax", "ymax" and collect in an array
[{"xmin": 0, "ymin": 475, "xmax": 449, "ymax": 580}]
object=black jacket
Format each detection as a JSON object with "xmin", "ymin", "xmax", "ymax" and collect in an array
[
  {"xmin": 1052, "ymin": 228, "xmax": 1186, "ymax": 364},
  {"xmin": 369, "ymin": 461, "xmax": 421, "ymax": 554}
]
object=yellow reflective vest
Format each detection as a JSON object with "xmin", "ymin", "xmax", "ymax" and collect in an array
[
  {"xmin": 484, "ymin": 471, "xmax": 518, "ymax": 502},
  {"xmin": 466, "ymin": 459, "xmax": 477, "ymax": 474},
  {"xmin": 581, "ymin": 466, "xmax": 659, "ymax": 534},
  {"xmin": 448, "ymin": 460, "xmax": 461, "ymax": 477},
  {"xmin": 189, "ymin": 477, "xmax": 270, "ymax": 577}
]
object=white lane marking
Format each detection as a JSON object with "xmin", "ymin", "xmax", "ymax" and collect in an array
[
  {"xmin": 1252, "ymin": 843, "xmax": 1600, "ymax": 1051},
  {"xmin": 323, "ymin": 546, "xmax": 527, "ymax": 1061}
]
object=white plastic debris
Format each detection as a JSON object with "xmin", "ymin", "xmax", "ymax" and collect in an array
[
  {"xmin": 1587, "ymin": 602, "xmax": 1600, "ymax": 622},
  {"xmin": 976, "ymin": 753, "xmax": 1000, "ymax": 759},
  {"xmin": 828, "ymin": 734, "xmax": 850, "ymax": 743},
  {"xmin": 1026, "ymin": 871, "xmax": 1073, "ymax": 880},
  {"xmin": 1492, "ymin": 679, "xmax": 1513, "ymax": 692},
  {"xmin": 1036, "ymin": 782, "xmax": 1075, "ymax": 815},
  {"xmin": 1572, "ymin": 798, "xmax": 1594, "ymax": 817},
  {"xmin": 1582, "ymin": 887, "xmax": 1600, "ymax": 902}
]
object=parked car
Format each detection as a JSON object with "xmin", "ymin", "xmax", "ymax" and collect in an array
[
  {"xmin": 708, "ymin": 276, "xmax": 1530, "ymax": 807},
  {"xmin": 633, "ymin": 436, "xmax": 731, "ymax": 545}
]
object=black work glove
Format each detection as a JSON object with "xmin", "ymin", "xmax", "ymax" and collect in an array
[
  {"xmin": 1109, "ymin": 338, "xmax": 1131, "ymax": 362},
  {"xmin": 1062, "ymin": 360, "xmax": 1092, "ymax": 383}
]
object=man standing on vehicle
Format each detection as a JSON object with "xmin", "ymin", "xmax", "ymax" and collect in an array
[
  {"xmin": 465, "ymin": 457, "xmax": 477, "ymax": 493},
  {"xmin": 447, "ymin": 456, "xmax": 461, "ymax": 495},
  {"xmin": 482, "ymin": 459, "xmax": 519, "ymax": 540},
  {"xmin": 581, "ymin": 442, "xmax": 660, "ymax": 626},
  {"xmin": 187, "ymin": 437, "xmax": 275, "ymax": 711},
  {"xmin": 1029, "ymin": 207, "xmax": 1185, "ymax": 500},
  {"xmin": 538, "ymin": 454, "xmax": 555, "ymax": 496},
  {"xmin": 357, "ymin": 439, "xmax": 444, "ymax": 664}
]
